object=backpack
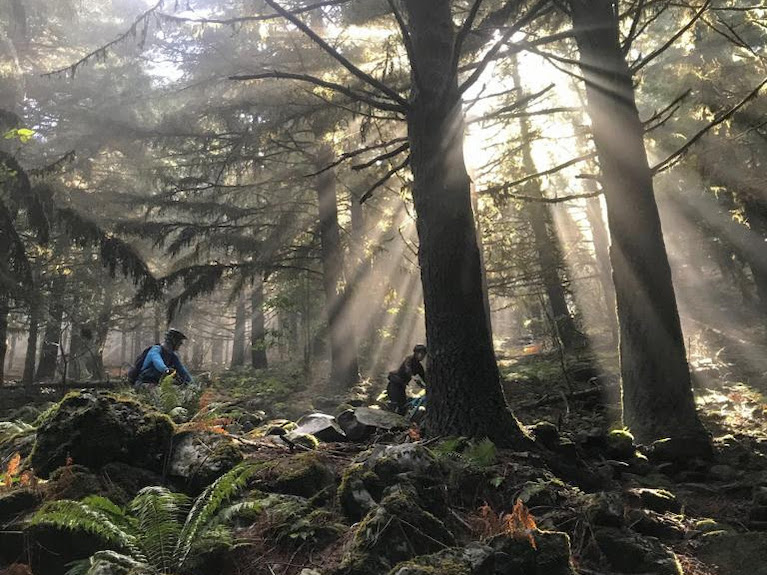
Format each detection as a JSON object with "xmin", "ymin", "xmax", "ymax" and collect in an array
[{"xmin": 127, "ymin": 344, "xmax": 173, "ymax": 384}]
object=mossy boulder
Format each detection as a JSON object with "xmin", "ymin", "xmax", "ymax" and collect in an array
[
  {"xmin": 335, "ymin": 486, "xmax": 455, "ymax": 575},
  {"xmin": 252, "ymin": 452, "xmax": 336, "ymax": 501},
  {"xmin": 625, "ymin": 488, "xmax": 681, "ymax": 513},
  {"xmin": 594, "ymin": 527, "xmax": 682, "ymax": 575},
  {"xmin": 0, "ymin": 488, "xmax": 41, "ymax": 527},
  {"xmin": 489, "ymin": 530, "xmax": 576, "ymax": 575},
  {"xmin": 388, "ymin": 543, "xmax": 494, "ymax": 575},
  {"xmin": 338, "ymin": 462, "xmax": 384, "ymax": 521},
  {"xmin": 29, "ymin": 391, "xmax": 174, "ymax": 478},
  {"xmin": 256, "ymin": 493, "xmax": 346, "ymax": 550},
  {"xmin": 607, "ymin": 429, "xmax": 636, "ymax": 459},
  {"xmin": 46, "ymin": 464, "xmax": 130, "ymax": 504},
  {"xmin": 168, "ymin": 430, "xmax": 243, "ymax": 493}
]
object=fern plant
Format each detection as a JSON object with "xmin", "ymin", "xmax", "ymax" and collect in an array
[{"xmin": 31, "ymin": 463, "xmax": 259, "ymax": 575}]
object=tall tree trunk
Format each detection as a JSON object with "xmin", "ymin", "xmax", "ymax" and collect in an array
[
  {"xmin": 251, "ymin": 275, "xmax": 268, "ymax": 369},
  {"xmin": 21, "ymin": 288, "xmax": 41, "ymax": 387},
  {"xmin": 0, "ymin": 296, "xmax": 8, "ymax": 385},
  {"xmin": 403, "ymin": 0, "xmax": 528, "ymax": 446},
  {"xmin": 86, "ymin": 288, "xmax": 113, "ymax": 380},
  {"xmin": 511, "ymin": 60, "xmax": 580, "ymax": 349},
  {"xmin": 570, "ymin": 0, "xmax": 709, "ymax": 453},
  {"xmin": 315, "ymin": 143, "xmax": 360, "ymax": 389},
  {"xmin": 230, "ymin": 294, "xmax": 246, "ymax": 368},
  {"xmin": 36, "ymin": 273, "xmax": 65, "ymax": 380},
  {"xmin": 742, "ymin": 197, "xmax": 767, "ymax": 312},
  {"xmin": 585, "ymin": 197, "xmax": 619, "ymax": 342}
]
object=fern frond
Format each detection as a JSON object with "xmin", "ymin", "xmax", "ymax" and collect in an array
[
  {"xmin": 66, "ymin": 550, "xmax": 155, "ymax": 575},
  {"xmin": 129, "ymin": 487, "xmax": 188, "ymax": 573},
  {"xmin": 32, "ymin": 500, "xmax": 147, "ymax": 563},
  {"xmin": 79, "ymin": 495, "xmax": 136, "ymax": 531},
  {"xmin": 175, "ymin": 463, "xmax": 256, "ymax": 565}
]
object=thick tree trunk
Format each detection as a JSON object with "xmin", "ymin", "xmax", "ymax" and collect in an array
[
  {"xmin": 251, "ymin": 275, "xmax": 268, "ymax": 369},
  {"xmin": 511, "ymin": 61, "xmax": 581, "ymax": 349},
  {"xmin": 315, "ymin": 144, "xmax": 360, "ymax": 389},
  {"xmin": 36, "ymin": 273, "xmax": 65, "ymax": 380},
  {"xmin": 230, "ymin": 294, "xmax": 246, "ymax": 368},
  {"xmin": 570, "ymin": 0, "xmax": 709, "ymax": 453},
  {"xmin": 403, "ymin": 0, "xmax": 528, "ymax": 446},
  {"xmin": 0, "ymin": 296, "xmax": 8, "ymax": 385}
]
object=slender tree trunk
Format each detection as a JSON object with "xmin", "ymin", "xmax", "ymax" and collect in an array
[
  {"xmin": 0, "ymin": 296, "xmax": 8, "ymax": 385},
  {"xmin": 22, "ymin": 279, "xmax": 41, "ymax": 388},
  {"xmin": 251, "ymin": 275, "xmax": 268, "ymax": 369},
  {"xmin": 570, "ymin": 0, "xmax": 709, "ymax": 453},
  {"xmin": 741, "ymin": 197, "xmax": 767, "ymax": 312},
  {"xmin": 315, "ymin": 143, "xmax": 360, "ymax": 389},
  {"xmin": 403, "ymin": 0, "xmax": 528, "ymax": 446},
  {"xmin": 86, "ymin": 288, "xmax": 113, "ymax": 380},
  {"xmin": 585, "ymin": 197, "xmax": 619, "ymax": 342},
  {"xmin": 230, "ymin": 294, "xmax": 246, "ymax": 367},
  {"xmin": 36, "ymin": 273, "xmax": 65, "ymax": 380}
]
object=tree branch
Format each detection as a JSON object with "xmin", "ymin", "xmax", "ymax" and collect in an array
[
  {"xmin": 262, "ymin": 0, "xmax": 409, "ymax": 108},
  {"xmin": 359, "ymin": 156, "xmax": 411, "ymax": 203},
  {"xmin": 652, "ymin": 77, "xmax": 767, "ymax": 174},
  {"xmin": 229, "ymin": 71, "xmax": 406, "ymax": 113},
  {"xmin": 352, "ymin": 142, "xmax": 409, "ymax": 170}
]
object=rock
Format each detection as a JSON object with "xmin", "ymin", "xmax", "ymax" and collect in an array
[
  {"xmin": 99, "ymin": 462, "xmax": 163, "ymax": 499},
  {"xmin": 594, "ymin": 527, "xmax": 682, "ymax": 575},
  {"xmin": 583, "ymin": 492, "xmax": 624, "ymax": 527},
  {"xmin": 696, "ymin": 532, "xmax": 767, "ymax": 575},
  {"xmin": 29, "ymin": 391, "xmax": 174, "ymax": 478},
  {"xmin": 530, "ymin": 421, "xmax": 560, "ymax": 449},
  {"xmin": 625, "ymin": 509, "xmax": 685, "ymax": 541},
  {"xmin": 338, "ymin": 463, "xmax": 382, "ymax": 521},
  {"xmin": 709, "ymin": 464, "xmax": 738, "ymax": 482},
  {"xmin": 693, "ymin": 518, "xmax": 731, "ymax": 534},
  {"xmin": 253, "ymin": 452, "xmax": 336, "ymax": 501},
  {"xmin": 289, "ymin": 413, "xmax": 346, "ymax": 443},
  {"xmin": 337, "ymin": 407, "xmax": 408, "ymax": 442},
  {"xmin": 649, "ymin": 436, "xmax": 712, "ymax": 463},
  {"xmin": 0, "ymin": 489, "xmax": 41, "ymax": 527},
  {"xmin": 489, "ymin": 530, "xmax": 576, "ymax": 575},
  {"xmin": 46, "ymin": 464, "xmax": 130, "ymax": 504},
  {"xmin": 625, "ymin": 488, "xmax": 681, "ymax": 513},
  {"xmin": 168, "ymin": 406, "xmax": 188, "ymax": 423},
  {"xmin": 607, "ymin": 429, "xmax": 636, "ymax": 459},
  {"xmin": 368, "ymin": 443, "xmax": 437, "ymax": 478},
  {"xmin": 168, "ymin": 430, "xmax": 243, "ymax": 493},
  {"xmin": 335, "ymin": 486, "xmax": 455, "ymax": 575},
  {"xmin": 388, "ymin": 542, "xmax": 494, "ymax": 575}
]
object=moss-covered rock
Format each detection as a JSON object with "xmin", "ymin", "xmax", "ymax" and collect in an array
[
  {"xmin": 607, "ymin": 429, "xmax": 636, "ymax": 459},
  {"xmin": 625, "ymin": 488, "xmax": 681, "ymax": 513},
  {"xmin": 335, "ymin": 486, "xmax": 455, "ymax": 575},
  {"xmin": 387, "ymin": 543, "xmax": 494, "ymax": 575},
  {"xmin": 29, "ymin": 391, "xmax": 174, "ymax": 478},
  {"xmin": 168, "ymin": 430, "xmax": 243, "ymax": 494},
  {"xmin": 594, "ymin": 527, "xmax": 682, "ymax": 575},
  {"xmin": 489, "ymin": 530, "xmax": 576, "ymax": 575},
  {"xmin": 252, "ymin": 452, "xmax": 336, "ymax": 502},
  {"xmin": 258, "ymin": 494, "xmax": 346, "ymax": 550},
  {"xmin": 0, "ymin": 488, "xmax": 41, "ymax": 527},
  {"xmin": 46, "ymin": 464, "xmax": 129, "ymax": 504},
  {"xmin": 338, "ymin": 462, "xmax": 383, "ymax": 521}
]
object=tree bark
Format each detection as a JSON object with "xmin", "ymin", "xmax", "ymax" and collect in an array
[
  {"xmin": 22, "ymin": 283, "xmax": 41, "ymax": 388},
  {"xmin": 315, "ymin": 143, "xmax": 360, "ymax": 389},
  {"xmin": 230, "ymin": 293, "xmax": 246, "ymax": 367},
  {"xmin": 570, "ymin": 0, "xmax": 709, "ymax": 453},
  {"xmin": 251, "ymin": 275, "xmax": 268, "ymax": 369},
  {"xmin": 403, "ymin": 0, "xmax": 529, "ymax": 446},
  {"xmin": 0, "ymin": 296, "xmax": 8, "ymax": 385},
  {"xmin": 36, "ymin": 273, "xmax": 66, "ymax": 380}
]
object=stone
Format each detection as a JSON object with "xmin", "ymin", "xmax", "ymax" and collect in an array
[
  {"xmin": 337, "ymin": 407, "xmax": 408, "ymax": 441},
  {"xmin": 29, "ymin": 391, "xmax": 174, "ymax": 478},
  {"xmin": 696, "ymin": 532, "xmax": 767, "ymax": 575},
  {"xmin": 625, "ymin": 509, "xmax": 685, "ymax": 541},
  {"xmin": 606, "ymin": 429, "xmax": 636, "ymax": 459},
  {"xmin": 625, "ymin": 488, "xmax": 681, "ymax": 513},
  {"xmin": 335, "ymin": 486, "xmax": 455, "ymax": 575},
  {"xmin": 529, "ymin": 421, "xmax": 560, "ymax": 449},
  {"xmin": 338, "ymin": 463, "xmax": 382, "ymax": 521},
  {"xmin": 0, "ymin": 489, "xmax": 41, "ymax": 527},
  {"xmin": 168, "ymin": 430, "xmax": 243, "ymax": 493},
  {"xmin": 289, "ymin": 413, "xmax": 346, "ymax": 443},
  {"xmin": 489, "ymin": 530, "xmax": 576, "ymax": 575},
  {"xmin": 388, "ymin": 543, "xmax": 494, "ymax": 575},
  {"xmin": 46, "ymin": 464, "xmax": 130, "ymax": 504},
  {"xmin": 583, "ymin": 492, "xmax": 624, "ymax": 527},
  {"xmin": 709, "ymin": 464, "xmax": 738, "ymax": 482},
  {"xmin": 594, "ymin": 527, "xmax": 682, "ymax": 575},
  {"xmin": 253, "ymin": 452, "xmax": 336, "ymax": 501}
]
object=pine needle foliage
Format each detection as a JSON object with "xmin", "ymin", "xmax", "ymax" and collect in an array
[{"xmin": 30, "ymin": 462, "xmax": 260, "ymax": 575}]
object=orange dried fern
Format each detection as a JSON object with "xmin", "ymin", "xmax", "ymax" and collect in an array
[
  {"xmin": 2, "ymin": 453, "xmax": 21, "ymax": 490},
  {"xmin": 505, "ymin": 499, "xmax": 538, "ymax": 549}
]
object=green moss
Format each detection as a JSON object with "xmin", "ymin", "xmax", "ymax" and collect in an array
[{"xmin": 338, "ymin": 463, "xmax": 383, "ymax": 521}]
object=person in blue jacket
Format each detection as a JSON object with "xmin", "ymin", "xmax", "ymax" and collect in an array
[{"xmin": 137, "ymin": 328, "xmax": 193, "ymax": 385}]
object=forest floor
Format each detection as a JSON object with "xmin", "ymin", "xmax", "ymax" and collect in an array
[{"xmin": 2, "ymin": 337, "xmax": 767, "ymax": 575}]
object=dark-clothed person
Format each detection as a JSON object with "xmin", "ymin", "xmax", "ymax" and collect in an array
[{"xmin": 387, "ymin": 344, "xmax": 427, "ymax": 414}]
